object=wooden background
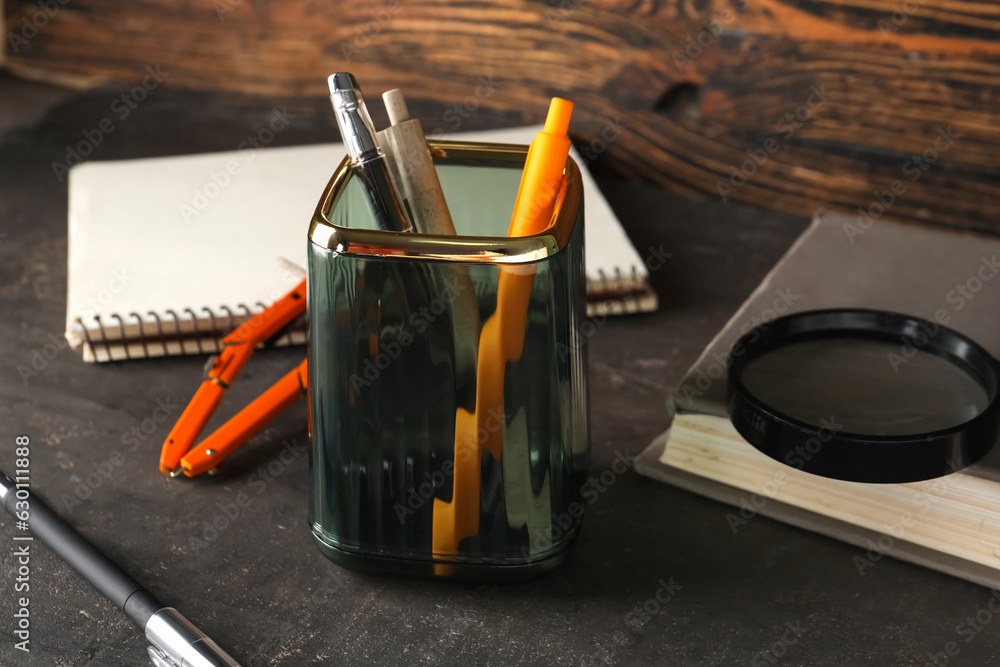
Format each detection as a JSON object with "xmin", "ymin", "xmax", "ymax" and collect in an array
[{"xmin": 3, "ymin": 0, "xmax": 999, "ymax": 234}]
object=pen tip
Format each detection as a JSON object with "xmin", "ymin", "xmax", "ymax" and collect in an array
[
  {"xmin": 543, "ymin": 97, "xmax": 573, "ymax": 137},
  {"xmin": 383, "ymin": 89, "xmax": 410, "ymax": 126},
  {"xmin": 328, "ymin": 72, "xmax": 360, "ymax": 96}
]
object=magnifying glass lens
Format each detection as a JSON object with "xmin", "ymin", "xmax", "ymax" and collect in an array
[
  {"xmin": 727, "ymin": 310, "xmax": 1000, "ymax": 482},
  {"xmin": 741, "ymin": 337, "xmax": 989, "ymax": 437}
]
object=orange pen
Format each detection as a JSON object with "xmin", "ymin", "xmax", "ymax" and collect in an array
[{"xmin": 433, "ymin": 98, "xmax": 574, "ymax": 566}]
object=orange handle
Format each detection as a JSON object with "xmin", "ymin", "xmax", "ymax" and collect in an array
[
  {"xmin": 221, "ymin": 279, "xmax": 307, "ymax": 349},
  {"xmin": 159, "ymin": 278, "xmax": 308, "ymax": 475},
  {"xmin": 213, "ymin": 278, "xmax": 308, "ymax": 387},
  {"xmin": 159, "ymin": 381, "xmax": 226, "ymax": 474},
  {"xmin": 180, "ymin": 359, "xmax": 308, "ymax": 477}
]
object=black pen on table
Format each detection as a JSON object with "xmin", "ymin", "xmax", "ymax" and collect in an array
[{"xmin": 0, "ymin": 469, "xmax": 241, "ymax": 667}]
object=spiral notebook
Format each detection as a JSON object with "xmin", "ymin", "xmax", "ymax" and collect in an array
[{"xmin": 66, "ymin": 125, "xmax": 657, "ymax": 362}]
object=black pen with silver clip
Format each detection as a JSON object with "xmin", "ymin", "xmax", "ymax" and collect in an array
[
  {"xmin": 0, "ymin": 469, "xmax": 241, "ymax": 667},
  {"xmin": 328, "ymin": 72, "xmax": 412, "ymax": 233}
]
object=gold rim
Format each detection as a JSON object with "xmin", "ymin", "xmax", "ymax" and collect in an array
[{"xmin": 308, "ymin": 140, "xmax": 582, "ymax": 265}]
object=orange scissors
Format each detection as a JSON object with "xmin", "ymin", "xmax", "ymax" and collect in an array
[{"xmin": 159, "ymin": 279, "xmax": 308, "ymax": 477}]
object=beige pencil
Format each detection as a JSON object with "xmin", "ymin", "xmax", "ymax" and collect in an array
[
  {"xmin": 376, "ymin": 89, "xmax": 457, "ymax": 236},
  {"xmin": 376, "ymin": 88, "xmax": 481, "ymax": 396}
]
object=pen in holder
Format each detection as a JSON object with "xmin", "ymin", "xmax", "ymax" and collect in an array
[{"xmin": 307, "ymin": 140, "xmax": 589, "ymax": 581}]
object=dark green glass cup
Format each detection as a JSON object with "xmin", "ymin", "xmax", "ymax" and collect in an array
[{"xmin": 306, "ymin": 140, "xmax": 589, "ymax": 581}]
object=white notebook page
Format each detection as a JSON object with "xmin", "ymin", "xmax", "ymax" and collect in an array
[{"xmin": 66, "ymin": 125, "xmax": 653, "ymax": 357}]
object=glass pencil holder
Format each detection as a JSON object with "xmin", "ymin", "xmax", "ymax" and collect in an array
[{"xmin": 306, "ymin": 140, "xmax": 590, "ymax": 582}]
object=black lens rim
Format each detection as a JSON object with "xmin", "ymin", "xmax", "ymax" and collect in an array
[{"xmin": 726, "ymin": 308, "xmax": 1000, "ymax": 483}]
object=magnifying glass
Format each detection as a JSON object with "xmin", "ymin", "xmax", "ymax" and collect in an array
[{"xmin": 727, "ymin": 309, "xmax": 1000, "ymax": 483}]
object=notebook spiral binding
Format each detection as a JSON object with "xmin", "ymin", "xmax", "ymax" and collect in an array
[
  {"xmin": 74, "ymin": 304, "xmax": 308, "ymax": 363},
  {"xmin": 585, "ymin": 265, "xmax": 658, "ymax": 317},
  {"xmin": 75, "ymin": 268, "xmax": 654, "ymax": 362}
]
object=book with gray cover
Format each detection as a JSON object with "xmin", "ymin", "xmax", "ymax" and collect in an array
[{"xmin": 637, "ymin": 210, "xmax": 1000, "ymax": 587}]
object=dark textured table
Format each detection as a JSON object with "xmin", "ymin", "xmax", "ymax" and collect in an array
[{"xmin": 2, "ymin": 82, "xmax": 999, "ymax": 667}]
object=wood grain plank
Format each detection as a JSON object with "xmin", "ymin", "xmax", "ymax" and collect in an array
[{"xmin": 4, "ymin": 0, "xmax": 998, "ymax": 233}]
